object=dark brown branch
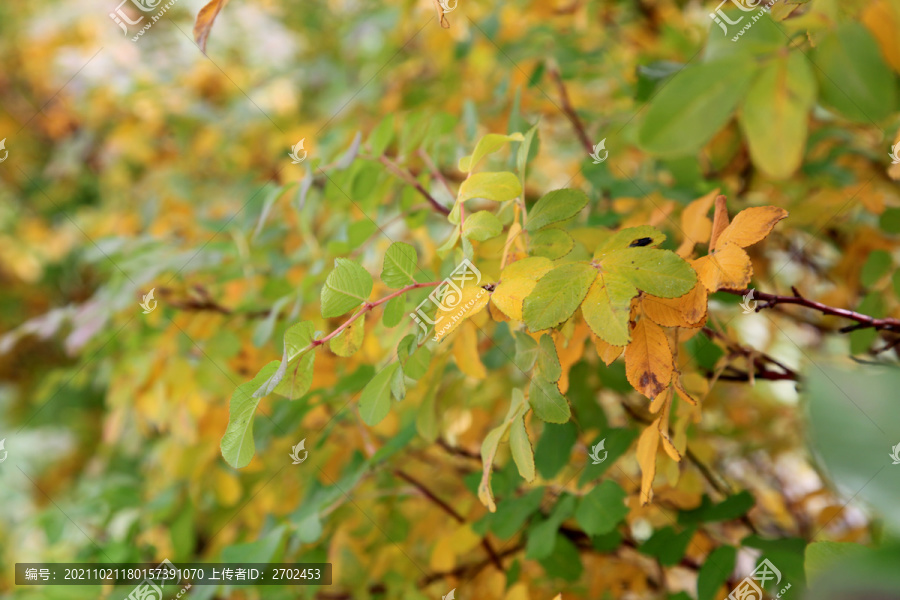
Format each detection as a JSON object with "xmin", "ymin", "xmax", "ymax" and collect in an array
[
  {"xmin": 701, "ymin": 327, "xmax": 799, "ymax": 382},
  {"xmin": 393, "ymin": 469, "xmax": 504, "ymax": 572},
  {"xmin": 548, "ymin": 66, "xmax": 594, "ymax": 154},
  {"xmin": 721, "ymin": 287, "xmax": 900, "ymax": 334}
]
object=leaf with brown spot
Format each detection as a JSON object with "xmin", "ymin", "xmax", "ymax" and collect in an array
[
  {"xmin": 625, "ymin": 317, "xmax": 674, "ymax": 399},
  {"xmin": 193, "ymin": 0, "xmax": 229, "ymax": 54}
]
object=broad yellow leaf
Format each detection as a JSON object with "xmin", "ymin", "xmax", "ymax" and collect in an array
[
  {"xmin": 677, "ymin": 189, "xmax": 718, "ymax": 257},
  {"xmin": 714, "ymin": 206, "xmax": 789, "ymax": 249},
  {"xmin": 691, "ymin": 242, "xmax": 752, "ymax": 292},
  {"xmin": 637, "ymin": 421, "xmax": 660, "ymax": 505},
  {"xmin": 590, "ymin": 332, "xmax": 624, "ymax": 366},
  {"xmin": 501, "ymin": 255, "xmax": 554, "ymax": 280},
  {"xmin": 625, "ymin": 318, "xmax": 673, "ymax": 399},
  {"xmin": 555, "ymin": 322, "xmax": 589, "ymax": 393},
  {"xmin": 492, "ymin": 277, "xmax": 537, "ymax": 322},
  {"xmin": 432, "ymin": 285, "xmax": 490, "ymax": 342},
  {"xmin": 453, "ymin": 322, "xmax": 486, "ymax": 378},
  {"xmin": 642, "ymin": 282, "xmax": 708, "ymax": 328},
  {"xmin": 329, "ymin": 314, "xmax": 365, "ymax": 357}
]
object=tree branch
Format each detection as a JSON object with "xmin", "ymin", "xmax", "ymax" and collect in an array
[
  {"xmin": 374, "ymin": 154, "xmax": 451, "ymax": 216},
  {"xmin": 548, "ymin": 66, "xmax": 594, "ymax": 154},
  {"xmin": 701, "ymin": 326, "xmax": 799, "ymax": 382}
]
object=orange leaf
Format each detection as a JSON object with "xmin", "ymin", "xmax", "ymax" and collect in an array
[
  {"xmin": 642, "ymin": 283, "xmax": 708, "ymax": 328},
  {"xmin": 625, "ymin": 318, "xmax": 673, "ymax": 398},
  {"xmin": 691, "ymin": 243, "xmax": 753, "ymax": 292},
  {"xmin": 637, "ymin": 421, "xmax": 660, "ymax": 505},
  {"xmin": 590, "ymin": 332, "xmax": 625, "ymax": 366},
  {"xmin": 677, "ymin": 189, "xmax": 718, "ymax": 257},
  {"xmin": 194, "ymin": 0, "xmax": 229, "ymax": 54},
  {"xmin": 714, "ymin": 206, "xmax": 788, "ymax": 249}
]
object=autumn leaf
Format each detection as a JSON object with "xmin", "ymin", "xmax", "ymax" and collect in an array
[
  {"xmin": 625, "ymin": 317, "xmax": 674, "ymax": 399},
  {"xmin": 194, "ymin": 0, "xmax": 229, "ymax": 54}
]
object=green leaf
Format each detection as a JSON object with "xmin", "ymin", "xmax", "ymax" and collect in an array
[
  {"xmin": 489, "ymin": 488, "xmax": 544, "ymax": 539},
  {"xmin": 537, "ymin": 534, "xmax": 583, "ymax": 582},
  {"xmin": 525, "ymin": 189, "xmax": 590, "ymax": 232},
  {"xmin": 321, "ymin": 258, "xmax": 373, "ymax": 318},
  {"xmin": 381, "ymin": 242, "xmax": 418, "ymax": 288},
  {"xmin": 574, "ymin": 480, "xmax": 629, "ymax": 536},
  {"xmin": 679, "ymin": 491, "xmax": 755, "ymax": 524},
  {"xmin": 382, "ymin": 295, "xmax": 405, "ymax": 327},
  {"xmin": 403, "ymin": 345, "xmax": 432, "ymax": 380},
  {"xmin": 525, "ymin": 495, "xmax": 576, "ymax": 559},
  {"xmin": 602, "ymin": 248, "xmax": 696, "ymax": 298},
  {"xmin": 459, "ymin": 132, "xmax": 524, "ymax": 172},
  {"xmin": 458, "ymin": 171, "xmax": 523, "ymax": 203},
  {"xmin": 536, "ymin": 334, "xmax": 561, "ymax": 382},
  {"xmin": 513, "ymin": 331, "xmax": 539, "ymax": 372},
  {"xmin": 640, "ymin": 526, "xmax": 696, "ymax": 566},
  {"xmin": 593, "ymin": 225, "xmax": 666, "ymax": 260},
  {"xmin": 368, "ymin": 113, "xmax": 394, "ymax": 156},
  {"xmin": 509, "ymin": 414, "xmax": 535, "ymax": 482},
  {"xmin": 578, "ymin": 428, "xmax": 639, "ymax": 486},
  {"xmin": 861, "ymin": 249, "xmax": 891, "ymax": 287},
  {"xmin": 703, "ymin": 10, "xmax": 786, "ymax": 61},
  {"xmin": 462, "ymin": 210, "xmax": 503, "ymax": 241},
  {"xmin": 814, "ymin": 23, "xmax": 897, "ymax": 123},
  {"xmin": 637, "ymin": 56, "xmax": 758, "ymax": 157},
  {"xmin": 273, "ymin": 352, "xmax": 315, "ymax": 400},
  {"xmin": 523, "ymin": 262, "xmax": 596, "ymax": 331},
  {"xmin": 581, "ymin": 273, "xmax": 637, "ymax": 346},
  {"xmin": 739, "ymin": 52, "xmax": 816, "ymax": 180},
  {"xmin": 358, "ymin": 363, "xmax": 401, "ymax": 426},
  {"xmin": 697, "ymin": 545, "xmax": 736, "ymax": 600},
  {"xmin": 529, "ymin": 228, "xmax": 574, "ymax": 260},
  {"xmin": 257, "ymin": 321, "xmax": 315, "ymax": 397},
  {"xmin": 805, "ymin": 541, "xmax": 868, "ymax": 584},
  {"xmin": 535, "ymin": 421, "xmax": 577, "ymax": 479},
  {"xmin": 221, "ymin": 360, "xmax": 281, "ymax": 468},
  {"xmin": 529, "ymin": 376, "xmax": 571, "ymax": 423},
  {"xmin": 517, "ymin": 124, "xmax": 539, "ymax": 184},
  {"xmin": 390, "ymin": 364, "xmax": 406, "ymax": 401},
  {"xmin": 479, "ymin": 389, "xmax": 530, "ymax": 512},
  {"xmin": 881, "ymin": 207, "xmax": 900, "ymax": 234},
  {"xmin": 329, "ymin": 314, "xmax": 365, "ymax": 357}
]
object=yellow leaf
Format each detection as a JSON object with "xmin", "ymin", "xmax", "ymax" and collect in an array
[
  {"xmin": 492, "ymin": 277, "xmax": 537, "ymax": 322},
  {"xmin": 677, "ymin": 189, "xmax": 718, "ymax": 257},
  {"xmin": 625, "ymin": 318, "xmax": 673, "ymax": 399},
  {"xmin": 590, "ymin": 332, "xmax": 624, "ymax": 366},
  {"xmin": 429, "ymin": 535, "xmax": 457, "ymax": 572},
  {"xmin": 501, "ymin": 255, "xmax": 555, "ymax": 280},
  {"xmin": 329, "ymin": 313, "xmax": 365, "ymax": 357},
  {"xmin": 863, "ymin": 0, "xmax": 900, "ymax": 73},
  {"xmin": 637, "ymin": 421, "xmax": 660, "ymax": 505},
  {"xmin": 657, "ymin": 401, "xmax": 682, "ymax": 463},
  {"xmin": 432, "ymin": 285, "xmax": 490, "ymax": 342},
  {"xmin": 691, "ymin": 242, "xmax": 753, "ymax": 292},
  {"xmin": 504, "ymin": 582, "xmax": 531, "ymax": 600},
  {"xmin": 641, "ymin": 286, "xmax": 702, "ymax": 328},
  {"xmin": 649, "ymin": 388, "xmax": 668, "ymax": 413},
  {"xmin": 555, "ymin": 322, "xmax": 589, "ymax": 393},
  {"xmin": 673, "ymin": 377, "xmax": 699, "ymax": 406},
  {"xmin": 714, "ymin": 206, "xmax": 788, "ymax": 249},
  {"xmin": 453, "ymin": 322, "xmax": 487, "ymax": 379}
]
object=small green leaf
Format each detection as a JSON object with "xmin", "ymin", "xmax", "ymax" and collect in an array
[
  {"xmin": 517, "ymin": 124, "xmax": 539, "ymax": 184},
  {"xmin": 679, "ymin": 491, "xmax": 755, "ymax": 524},
  {"xmin": 602, "ymin": 247, "xmax": 696, "ymax": 298},
  {"xmin": 509, "ymin": 414, "xmax": 535, "ymax": 482},
  {"xmin": 221, "ymin": 360, "xmax": 281, "ymax": 468},
  {"xmin": 256, "ymin": 321, "xmax": 315, "ymax": 397},
  {"xmin": 639, "ymin": 526, "xmax": 697, "ymax": 566},
  {"xmin": 359, "ymin": 363, "xmax": 401, "ymax": 426},
  {"xmin": 574, "ymin": 480, "xmax": 629, "ymax": 536},
  {"xmin": 581, "ymin": 273, "xmax": 637, "ymax": 346},
  {"xmin": 535, "ymin": 421, "xmax": 577, "ymax": 479},
  {"xmin": 536, "ymin": 334, "xmax": 561, "ymax": 382},
  {"xmin": 381, "ymin": 242, "xmax": 418, "ymax": 288},
  {"xmin": 861, "ymin": 249, "xmax": 891, "ymax": 287},
  {"xmin": 805, "ymin": 541, "xmax": 868, "ymax": 584},
  {"xmin": 697, "ymin": 545, "xmax": 736, "ymax": 600},
  {"xmin": 530, "ymin": 228, "xmax": 574, "ymax": 260},
  {"xmin": 382, "ymin": 295, "xmax": 405, "ymax": 327},
  {"xmin": 525, "ymin": 189, "xmax": 589, "ymax": 232},
  {"xmin": 514, "ymin": 332, "xmax": 539, "ymax": 372},
  {"xmin": 459, "ymin": 132, "xmax": 524, "ymax": 172},
  {"xmin": 525, "ymin": 495, "xmax": 576, "ymax": 559},
  {"xmin": 458, "ymin": 172, "xmax": 522, "ymax": 203},
  {"xmin": 637, "ymin": 56, "xmax": 758, "ymax": 157},
  {"xmin": 368, "ymin": 114, "xmax": 394, "ymax": 156},
  {"xmin": 523, "ymin": 263, "xmax": 596, "ymax": 331},
  {"xmin": 321, "ymin": 258, "xmax": 373, "ymax": 318},
  {"xmin": 462, "ymin": 210, "xmax": 503, "ymax": 241},
  {"xmin": 390, "ymin": 364, "xmax": 406, "ymax": 401},
  {"xmin": 529, "ymin": 376, "xmax": 571, "ymax": 423}
]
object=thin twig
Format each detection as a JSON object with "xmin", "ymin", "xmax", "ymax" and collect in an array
[
  {"xmin": 548, "ymin": 66, "xmax": 593, "ymax": 154},
  {"xmin": 374, "ymin": 154, "xmax": 451, "ymax": 216}
]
